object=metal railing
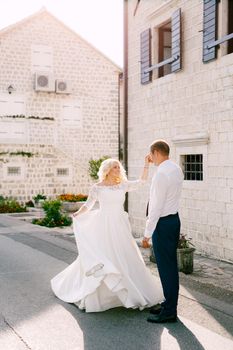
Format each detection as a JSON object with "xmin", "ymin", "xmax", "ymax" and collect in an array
[
  {"xmin": 205, "ymin": 32, "xmax": 233, "ymax": 50},
  {"xmin": 143, "ymin": 55, "xmax": 179, "ymax": 74}
]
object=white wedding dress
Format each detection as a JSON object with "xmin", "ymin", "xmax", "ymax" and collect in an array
[{"xmin": 51, "ymin": 180, "xmax": 164, "ymax": 312}]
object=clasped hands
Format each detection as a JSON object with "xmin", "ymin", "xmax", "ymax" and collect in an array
[{"xmin": 141, "ymin": 236, "xmax": 151, "ymax": 249}]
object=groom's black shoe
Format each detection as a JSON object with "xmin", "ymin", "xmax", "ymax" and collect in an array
[
  {"xmin": 149, "ymin": 304, "xmax": 163, "ymax": 315},
  {"xmin": 147, "ymin": 313, "xmax": 177, "ymax": 323}
]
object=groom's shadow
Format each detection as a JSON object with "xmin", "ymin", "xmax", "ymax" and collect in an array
[
  {"xmin": 62, "ymin": 302, "xmax": 206, "ymax": 350},
  {"xmin": 164, "ymin": 317, "xmax": 206, "ymax": 350}
]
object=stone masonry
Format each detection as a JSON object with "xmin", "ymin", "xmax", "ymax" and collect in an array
[
  {"xmin": 0, "ymin": 9, "xmax": 121, "ymax": 200},
  {"xmin": 126, "ymin": 0, "xmax": 233, "ymax": 262}
]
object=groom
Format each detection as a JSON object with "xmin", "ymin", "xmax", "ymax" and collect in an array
[{"xmin": 143, "ymin": 140, "xmax": 183, "ymax": 323}]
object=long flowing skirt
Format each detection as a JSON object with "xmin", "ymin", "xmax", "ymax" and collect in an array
[{"xmin": 51, "ymin": 209, "xmax": 164, "ymax": 312}]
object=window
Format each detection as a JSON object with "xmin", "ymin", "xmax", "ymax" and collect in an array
[
  {"xmin": 57, "ymin": 168, "xmax": 69, "ymax": 176},
  {"xmin": 3, "ymin": 163, "xmax": 25, "ymax": 180},
  {"xmin": 158, "ymin": 21, "xmax": 172, "ymax": 78},
  {"xmin": 203, "ymin": 0, "xmax": 233, "ymax": 62},
  {"xmin": 0, "ymin": 94, "xmax": 26, "ymax": 116},
  {"xmin": 140, "ymin": 8, "xmax": 181, "ymax": 84},
  {"xmin": 61, "ymin": 101, "xmax": 82, "ymax": 128},
  {"xmin": 181, "ymin": 154, "xmax": 203, "ymax": 181},
  {"xmin": 228, "ymin": 0, "xmax": 233, "ymax": 54},
  {"xmin": 31, "ymin": 45, "xmax": 53, "ymax": 72},
  {"xmin": 7, "ymin": 167, "xmax": 21, "ymax": 176}
]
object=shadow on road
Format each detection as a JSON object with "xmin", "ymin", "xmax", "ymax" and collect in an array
[
  {"xmin": 0, "ymin": 222, "xmax": 232, "ymax": 349},
  {"xmin": 164, "ymin": 319, "xmax": 206, "ymax": 350},
  {"xmin": 63, "ymin": 303, "xmax": 206, "ymax": 350}
]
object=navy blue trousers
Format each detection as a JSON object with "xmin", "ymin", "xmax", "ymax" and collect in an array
[{"xmin": 152, "ymin": 213, "xmax": 180, "ymax": 316}]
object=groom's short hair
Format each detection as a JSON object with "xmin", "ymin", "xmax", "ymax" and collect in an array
[{"xmin": 150, "ymin": 140, "xmax": 170, "ymax": 156}]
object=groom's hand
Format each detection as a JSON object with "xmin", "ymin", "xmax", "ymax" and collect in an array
[{"xmin": 145, "ymin": 154, "xmax": 153, "ymax": 166}]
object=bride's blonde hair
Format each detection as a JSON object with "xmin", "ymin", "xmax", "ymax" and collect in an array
[{"xmin": 97, "ymin": 158, "xmax": 127, "ymax": 182}]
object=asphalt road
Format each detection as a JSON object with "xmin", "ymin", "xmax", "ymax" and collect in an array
[{"xmin": 0, "ymin": 217, "xmax": 233, "ymax": 350}]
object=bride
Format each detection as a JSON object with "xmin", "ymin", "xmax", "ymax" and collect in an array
[{"xmin": 51, "ymin": 157, "xmax": 164, "ymax": 312}]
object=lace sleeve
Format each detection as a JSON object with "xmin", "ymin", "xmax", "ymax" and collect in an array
[
  {"xmin": 124, "ymin": 179, "xmax": 146, "ymax": 192},
  {"xmin": 83, "ymin": 185, "xmax": 97, "ymax": 210}
]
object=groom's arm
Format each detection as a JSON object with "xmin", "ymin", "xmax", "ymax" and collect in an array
[{"xmin": 144, "ymin": 172, "xmax": 168, "ymax": 238}]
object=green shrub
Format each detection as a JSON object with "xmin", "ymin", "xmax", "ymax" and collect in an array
[
  {"xmin": 0, "ymin": 198, "xmax": 27, "ymax": 213},
  {"xmin": 88, "ymin": 156, "xmax": 110, "ymax": 180},
  {"xmin": 33, "ymin": 194, "xmax": 47, "ymax": 203},
  {"xmin": 25, "ymin": 200, "xmax": 34, "ymax": 207},
  {"xmin": 32, "ymin": 199, "xmax": 72, "ymax": 227}
]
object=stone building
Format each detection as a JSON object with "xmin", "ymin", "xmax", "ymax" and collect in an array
[
  {"xmin": 0, "ymin": 8, "xmax": 122, "ymax": 200},
  {"xmin": 124, "ymin": 0, "xmax": 233, "ymax": 262}
]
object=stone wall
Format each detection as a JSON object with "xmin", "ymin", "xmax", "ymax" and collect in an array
[
  {"xmin": 127, "ymin": 0, "xmax": 233, "ymax": 262},
  {"xmin": 0, "ymin": 10, "xmax": 121, "ymax": 200}
]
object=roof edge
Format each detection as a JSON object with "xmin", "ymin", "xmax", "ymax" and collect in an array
[{"xmin": 0, "ymin": 7, "xmax": 122, "ymax": 72}]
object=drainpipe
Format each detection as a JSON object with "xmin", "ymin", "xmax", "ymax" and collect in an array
[
  {"xmin": 123, "ymin": 0, "xmax": 128, "ymax": 211},
  {"xmin": 118, "ymin": 72, "xmax": 123, "ymax": 161}
]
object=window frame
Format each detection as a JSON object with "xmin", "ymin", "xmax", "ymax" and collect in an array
[
  {"xmin": 3, "ymin": 162, "xmax": 25, "ymax": 181},
  {"xmin": 181, "ymin": 154, "xmax": 203, "ymax": 181},
  {"xmin": 158, "ymin": 21, "xmax": 172, "ymax": 78},
  {"xmin": 142, "ymin": 8, "xmax": 181, "ymax": 80},
  {"xmin": 56, "ymin": 168, "xmax": 70, "ymax": 177}
]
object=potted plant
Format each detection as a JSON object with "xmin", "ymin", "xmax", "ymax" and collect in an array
[
  {"xmin": 33, "ymin": 194, "xmax": 47, "ymax": 208},
  {"xmin": 177, "ymin": 234, "xmax": 195, "ymax": 274},
  {"xmin": 58, "ymin": 194, "xmax": 88, "ymax": 212},
  {"xmin": 149, "ymin": 233, "xmax": 195, "ymax": 274}
]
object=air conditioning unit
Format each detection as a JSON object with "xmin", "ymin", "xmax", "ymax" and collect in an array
[
  {"xmin": 34, "ymin": 72, "xmax": 55, "ymax": 92},
  {"xmin": 55, "ymin": 79, "xmax": 71, "ymax": 94}
]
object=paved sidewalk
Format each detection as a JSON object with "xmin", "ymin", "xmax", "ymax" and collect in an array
[
  {"xmin": 0, "ymin": 213, "xmax": 233, "ymax": 350},
  {"xmin": 1, "ymin": 212, "xmax": 233, "ymax": 295},
  {"xmin": 137, "ymin": 240, "xmax": 233, "ymax": 295}
]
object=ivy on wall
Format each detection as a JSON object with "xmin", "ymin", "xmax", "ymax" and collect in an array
[
  {"xmin": 0, "ymin": 151, "xmax": 38, "ymax": 158},
  {"xmin": 0, "ymin": 115, "xmax": 54, "ymax": 121}
]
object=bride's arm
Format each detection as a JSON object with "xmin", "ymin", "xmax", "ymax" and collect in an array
[
  {"xmin": 72, "ymin": 204, "xmax": 88, "ymax": 218},
  {"xmin": 73, "ymin": 185, "xmax": 97, "ymax": 218},
  {"xmin": 140, "ymin": 154, "xmax": 151, "ymax": 181},
  {"xmin": 125, "ymin": 155, "xmax": 152, "ymax": 191}
]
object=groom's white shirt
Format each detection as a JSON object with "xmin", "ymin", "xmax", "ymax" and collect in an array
[{"xmin": 144, "ymin": 159, "xmax": 184, "ymax": 238}]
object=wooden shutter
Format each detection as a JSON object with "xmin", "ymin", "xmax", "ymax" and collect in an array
[
  {"xmin": 203, "ymin": 0, "xmax": 218, "ymax": 63},
  {"xmin": 171, "ymin": 8, "xmax": 182, "ymax": 73},
  {"xmin": 140, "ymin": 28, "xmax": 152, "ymax": 84},
  {"xmin": 228, "ymin": 0, "xmax": 233, "ymax": 54}
]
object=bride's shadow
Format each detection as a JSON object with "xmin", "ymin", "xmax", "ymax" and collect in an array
[
  {"xmin": 63, "ymin": 304, "xmax": 163, "ymax": 349},
  {"xmin": 63, "ymin": 303, "xmax": 205, "ymax": 350}
]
